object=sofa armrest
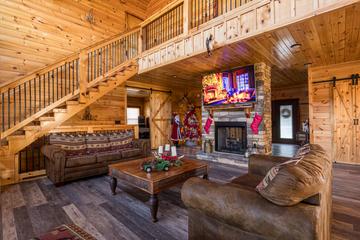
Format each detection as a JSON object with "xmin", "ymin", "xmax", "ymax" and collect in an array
[
  {"xmin": 249, "ymin": 154, "xmax": 291, "ymax": 176},
  {"xmin": 41, "ymin": 145, "xmax": 66, "ymax": 185},
  {"xmin": 133, "ymin": 139, "xmax": 151, "ymax": 156},
  {"xmin": 182, "ymin": 177, "xmax": 320, "ymax": 240}
]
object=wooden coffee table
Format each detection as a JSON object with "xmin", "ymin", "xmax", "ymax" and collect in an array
[{"xmin": 108, "ymin": 157, "xmax": 208, "ymax": 222}]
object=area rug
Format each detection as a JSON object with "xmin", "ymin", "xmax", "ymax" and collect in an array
[{"xmin": 31, "ymin": 224, "xmax": 96, "ymax": 240}]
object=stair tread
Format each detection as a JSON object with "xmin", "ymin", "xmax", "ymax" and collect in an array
[
  {"xmin": 23, "ymin": 126, "xmax": 42, "ymax": 131},
  {"xmin": 53, "ymin": 108, "xmax": 67, "ymax": 113},
  {"xmin": 88, "ymin": 88, "xmax": 99, "ymax": 92},
  {"xmin": 39, "ymin": 116, "xmax": 55, "ymax": 121},
  {"xmin": 8, "ymin": 135, "xmax": 26, "ymax": 140},
  {"xmin": 66, "ymin": 101, "xmax": 79, "ymax": 105}
]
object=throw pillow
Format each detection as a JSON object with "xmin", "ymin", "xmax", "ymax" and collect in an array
[
  {"xmin": 255, "ymin": 158, "xmax": 300, "ymax": 192},
  {"xmin": 256, "ymin": 144, "xmax": 331, "ymax": 206}
]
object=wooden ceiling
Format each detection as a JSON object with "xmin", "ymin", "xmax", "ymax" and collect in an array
[
  {"xmin": 0, "ymin": 0, "xmax": 157, "ymax": 85},
  {"xmin": 137, "ymin": 2, "xmax": 360, "ymax": 88}
]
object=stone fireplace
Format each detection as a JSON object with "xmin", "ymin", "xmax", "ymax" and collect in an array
[
  {"xmin": 197, "ymin": 62, "xmax": 272, "ymax": 166},
  {"xmin": 215, "ymin": 121, "xmax": 247, "ymax": 154}
]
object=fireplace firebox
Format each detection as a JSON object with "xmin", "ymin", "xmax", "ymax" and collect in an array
[{"xmin": 215, "ymin": 122, "xmax": 247, "ymax": 154}]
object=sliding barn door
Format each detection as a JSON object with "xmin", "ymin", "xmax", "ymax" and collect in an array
[
  {"xmin": 333, "ymin": 81, "xmax": 359, "ymax": 164},
  {"xmin": 150, "ymin": 92, "xmax": 172, "ymax": 149}
]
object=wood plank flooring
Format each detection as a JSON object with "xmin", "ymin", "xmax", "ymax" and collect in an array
[{"xmin": 1, "ymin": 161, "xmax": 360, "ymax": 240}]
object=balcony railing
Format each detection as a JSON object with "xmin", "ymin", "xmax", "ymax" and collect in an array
[
  {"xmin": 142, "ymin": 3, "xmax": 184, "ymax": 51},
  {"xmin": 190, "ymin": 0, "xmax": 253, "ymax": 28}
]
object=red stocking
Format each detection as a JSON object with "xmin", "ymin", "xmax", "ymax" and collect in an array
[
  {"xmin": 204, "ymin": 115, "xmax": 213, "ymax": 134},
  {"xmin": 250, "ymin": 113, "xmax": 262, "ymax": 134}
]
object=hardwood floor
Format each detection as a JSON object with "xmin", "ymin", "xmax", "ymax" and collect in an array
[{"xmin": 1, "ymin": 161, "xmax": 360, "ymax": 240}]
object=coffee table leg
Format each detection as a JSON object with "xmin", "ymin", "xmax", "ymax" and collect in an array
[
  {"xmin": 149, "ymin": 194, "xmax": 158, "ymax": 222},
  {"xmin": 203, "ymin": 173, "xmax": 208, "ymax": 180},
  {"xmin": 110, "ymin": 177, "xmax": 117, "ymax": 195}
]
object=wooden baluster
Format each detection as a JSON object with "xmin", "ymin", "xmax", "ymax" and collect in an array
[
  {"xmin": 18, "ymin": 85, "xmax": 21, "ymax": 122},
  {"xmin": 56, "ymin": 68, "xmax": 59, "ymax": 100},
  {"xmin": 94, "ymin": 50, "xmax": 97, "ymax": 80},
  {"xmin": 1, "ymin": 92, "xmax": 4, "ymax": 131},
  {"xmin": 38, "ymin": 76, "xmax": 41, "ymax": 111},
  {"xmin": 72, "ymin": 60, "xmax": 75, "ymax": 94},
  {"xmin": 79, "ymin": 51, "xmax": 88, "ymax": 103},
  {"xmin": 64, "ymin": 63, "xmax": 67, "ymax": 96},
  {"xmin": 68, "ymin": 62, "xmax": 71, "ymax": 94},
  {"xmin": 7, "ymin": 89, "xmax": 10, "ymax": 129},
  {"xmin": 51, "ymin": 70, "xmax": 54, "ymax": 103},
  {"xmin": 29, "ymin": 80, "xmax": 32, "ymax": 116},
  {"xmin": 47, "ymin": 72, "xmax": 50, "ymax": 106},
  {"xmin": 24, "ymin": 83, "xmax": 27, "ymax": 119},
  {"xmin": 76, "ymin": 59, "xmax": 79, "ymax": 90},
  {"xmin": 13, "ymin": 88, "xmax": 16, "ymax": 126},
  {"xmin": 60, "ymin": 65, "xmax": 63, "ymax": 98},
  {"xmin": 43, "ymin": 74, "xmax": 46, "ymax": 108}
]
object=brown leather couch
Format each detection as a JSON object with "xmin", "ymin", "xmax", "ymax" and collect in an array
[
  {"xmin": 181, "ymin": 146, "xmax": 332, "ymax": 240},
  {"xmin": 41, "ymin": 130, "xmax": 150, "ymax": 186}
]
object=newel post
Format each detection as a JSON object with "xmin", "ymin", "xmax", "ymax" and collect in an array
[
  {"xmin": 183, "ymin": 0, "xmax": 190, "ymax": 35},
  {"xmin": 79, "ymin": 51, "xmax": 88, "ymax": 103}
]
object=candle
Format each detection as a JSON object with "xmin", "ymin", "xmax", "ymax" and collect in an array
[
  {"xmin": 158, "ymin": 146, "xmax": 163, "ymax": 154},
  {"xmin": 164, "ymin": 144, "xmax": 170, "ymax": 152},
  {"xmin": 171, "ymin": 146, "xmax": 177, "ymax": 156}
]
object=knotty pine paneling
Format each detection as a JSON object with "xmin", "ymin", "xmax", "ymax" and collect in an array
[
  {"xmin": 63, "ymin": 84, "xmax": 127, "ymax": 126},
  {"xmin": 309, "ymin": 60, "xmax": 360, "ymax": 164},
  {"xmin": 0, "ymin": 0, "xmax": 149, "ymax": 85}
]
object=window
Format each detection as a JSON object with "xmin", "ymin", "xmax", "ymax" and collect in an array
[{"xmin": 127, "ymin": 107, "xmax": 140, "ymax": 125}]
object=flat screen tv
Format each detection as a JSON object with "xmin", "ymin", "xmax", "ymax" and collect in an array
[{"xmin": 202, "ymin": 65, "xmax": 256, "ymax": 107}]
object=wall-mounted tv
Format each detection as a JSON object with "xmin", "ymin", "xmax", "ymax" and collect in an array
[{"xmin": 202, "ymin": 65, "xmax": 256, "ymax": 107}]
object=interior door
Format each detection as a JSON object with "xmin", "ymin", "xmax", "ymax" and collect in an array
[
  {"xmin": 272, "ymin": 99, "xmax": 299, "ymax": 144},
  {"xmin": 149, "ymin": 91, "xmax": 172, "ymax": 149},
  {"xmin": 333, "ymin": 81, "xmax": 359, "ymax": 164}
]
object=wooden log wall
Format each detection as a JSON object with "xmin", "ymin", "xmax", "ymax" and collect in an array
[
  {"xmin": 0, "ymin": 0, "xmax": 149, "ymax": 85},
  {"xmin": 64, "ymin": 84, "xmax": 127, "ymax": 125},
  {"xmin": 272, "ymin": 84, "xmax": 309, "ymax": 125},
  {"xmin": 309, "ymin": 60, "xmax": 360, "ymax": 164}
]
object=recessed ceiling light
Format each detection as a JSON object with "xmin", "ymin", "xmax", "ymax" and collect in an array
[
  {"xmin": 173, "ymin": 75, "xmax": 177, "ymax": 78},
  {"xmin": 290, "ymin": 43, "xmax": 302, "ymax": 49}
]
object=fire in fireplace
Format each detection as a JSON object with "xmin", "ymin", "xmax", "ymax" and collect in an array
[{"xmin": 215, "ymin": 122, "xmax": 247, "ymax": 154}]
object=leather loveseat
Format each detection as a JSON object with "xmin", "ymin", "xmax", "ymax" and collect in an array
[
  {"xmin": 181, "ymin": 144, "xmax": 332, "ymax": 240},
  {"xmin": 41, "ymin": 129, "xmax": 150, "ymax": 186}
]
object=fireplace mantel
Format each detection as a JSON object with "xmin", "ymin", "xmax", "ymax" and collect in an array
[{"xmin": 200, "ymin": 63, "xmax": 272, "ymax": 165}]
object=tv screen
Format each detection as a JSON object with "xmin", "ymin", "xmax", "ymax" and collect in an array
[{"xmin": 202, "ymin": 65, "xmax": 256, "ymax": 107}]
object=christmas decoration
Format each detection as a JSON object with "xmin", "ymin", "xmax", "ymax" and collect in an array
[
  {"xmin": 171, "ymin": 112, "xmax": 182, "ymax": 146},
  {"xmin": 183, "ymin": 104, "xmax": 201, "ymax": 145},
  {"xmin": 250, "ymin": 113, "xmax": 263, "ymax": 134},
  {"xmin": 204, "ymin": 113, "xmax": 213, "ymax": 134}
]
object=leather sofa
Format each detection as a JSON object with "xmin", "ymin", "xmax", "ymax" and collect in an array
[
  {"xmin": 181, "ymin": 145, "xmax": 332, "ymax": 240},
  {"xmin": 41, "ymin": 129, "xmax": 150, "ymax": 186}
]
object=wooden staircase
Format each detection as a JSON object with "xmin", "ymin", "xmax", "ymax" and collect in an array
[
  {"xmin": 6, "ymin": 64, "xmax": 137, "ymax": 154},
  {"xmin": 0, "ymin": 28, "xmax": 140, "ymax": 185}
]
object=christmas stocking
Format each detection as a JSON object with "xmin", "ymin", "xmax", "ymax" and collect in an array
[
  {"xmin": 204, "ymin": 115, "xmax": 213, "ymax": 134},
  {"xmin": 250, "ymin": 113, "xmax": 262, "ymax": 134}
]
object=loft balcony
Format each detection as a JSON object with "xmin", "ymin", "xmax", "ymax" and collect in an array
[{"xmin": 138, "ymin": 0, "xmax": 357, "ymax": 75}]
